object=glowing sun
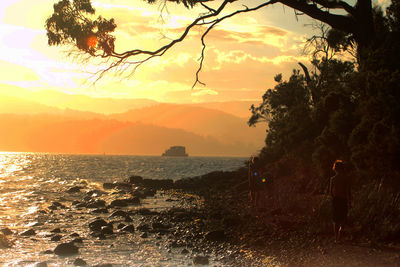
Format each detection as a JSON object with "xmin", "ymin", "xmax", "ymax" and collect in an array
[{"xmin": 87, "ymin": 35, "xmax": 98, "ymax": 49}]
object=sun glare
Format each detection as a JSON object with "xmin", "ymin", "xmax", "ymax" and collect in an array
[{"xmin": 87, "ymin": 35, "xmax": 98, "ymax": 49}]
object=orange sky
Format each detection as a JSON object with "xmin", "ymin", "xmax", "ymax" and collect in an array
[
  {"xmin": 0, "ymin": 0, "xmax": 321, "ymax": 104},
  {"xmin": 0, "ymin": 0, "xmax": 389, "ymax": 156}
]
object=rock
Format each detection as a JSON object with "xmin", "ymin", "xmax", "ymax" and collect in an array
[
  {"xmin": 120, "ymin": 225, "xmax": 135, "ymax": 233},
  {"xmin": 71, "ymin": 238, "xmax": 83, "ymax": 244},
  {"xmin": 152, "ymin": 222, "xmax": 171, "ymax": 230},
  {"xmin": 117, "ymin": 223, "xmax": 126, "ymax": 230},
  {"xmin": 101, "ymin": 226, "xmax": 113, "ymax": 235},
  {"xmin": 124, "ymin": 216, "xmax": 133, "ymax": 223},
  {"xmin": 36, "ymin": 262, "xmax": 48, "ymax": 267},
  {"xmin": 142, "ymin": 179, "xmax": 173, "ymax": 190},
  {"xmin": 103, "ymin": 183, "xmax": 114, "ymax": 190},
  {"xmin": 109, "ymin": 199, "xmax": 129, "ymax": 207},
  {"xmin": 86, "ymin": 200, "xmax": 106, "ymax": 209},
  {"xmin": 181, "ymin": 248, "xmax": 190, "ymax": 254},
  {"xmin": 136, "ymin": 223, "xmax": 150, "ymax": 231},
  {"xmin": 75, "ymin": 203, "xmax": 87, "ymax": 208},
  {"xmin": 51, "ymin": 228, "xmax": 61, "ymax": 233},
  {"xmin": 204, "ymin": 230, "xmax": 226, "ymax": 242},
  {"xmin": 109, "ymin": 210, "xmax": 129, "ymax": 218},
  {"xmin": 114, "ymin": 182, "xmax": 132, "ymax": 191},
  {"xmin": 86, "ymin": 189, "xmax": 106, "ymax": 197},
  {"xmin": 89, "ymin": 219, "xmax": 108, "ymax": 232},
  {"xmin": 27, "ymin": 222, "xmax": 43, "ymax": 227},
  {"xmin": 83, "ymin": 196, "xmax": 92, "ymax": 202},
  {"xmin": 48, "ymin": 204, "xmax": 58, "ymax": 210},
  {"xmin": 92, "ymin": 264, "xmax": 113, "ymax": 267},
  {"xmin": 103, "ymin": 182, "xmax": 131, "ymax": 190},
  {"xmin": 140, "ymin": 232, "xmax": 148, "ymax": 238},
  {"xmin": 53, "ymin": 201, "xmax": 66, "ymax": 208},
  {"xmin": 66, "ymin": 186, "xmax": 83, "ymax": 193},
  {"xmin": 193, "ymin": 255, "xmax": 209, "ymax": 265},
  {"xmin": 127, "ymin": 197, "xmax": 140, "ymax": 205},
  {"xmin": 91, "ymin": 208, "xmax": 109, "ymax": 214},
  {"xmin": 20, "ymin": 229, "xmax": 36, "ymax": 236},
  {"xmin": 73, "ymin": 258, "xmax": 87, "ymax": 266},
  {"xmin": 54, "ymin": 242, "xmax": 79, "ymax": 256},
  {"xmin": 109, "ymin": 198, "xmax": 140, "ymax": 207},
  {"xmin": 51, "ymin": 235, "xmax": 62, "ymax": 241},
  {"xmin": 42, "ymin": 250, "xmax": 53, "ymax": 254},
  {"xmin": 137, "ymin": 208, "xmax": 152, "ymax": 215},
  {"xmin": 0, "ymin": 233, "xmax": 12, "ymax": 248},
  {"xmin": 128, "ymin": 175, "xmax": 143, "ymax": 184},
  {"xmin": 1, "ymin": 228, "xmax": 13, "ymax": 235},
  {"xmin": 48, "ymin": 201, "xmax": 66, "ymax": 210},
  {"xmin": 70, "ymin": 233, "xmax": 80, "ymax": 237}
]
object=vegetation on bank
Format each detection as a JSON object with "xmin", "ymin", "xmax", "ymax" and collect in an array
[{"xmin": 246, "ymin": 2, "xmax": 400, "ymax": 242}]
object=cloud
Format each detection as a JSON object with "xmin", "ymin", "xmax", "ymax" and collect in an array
[
  {"xmin": 0, "ymin": 59, "xmax": 40, "ymax": 82},
  {"xmin": 192, "ymin": 89, "xmax": 218, "ymax": 97},
  {"xmin": 0, "ymin": 0, "xmax": 314, "ymax": 105}
]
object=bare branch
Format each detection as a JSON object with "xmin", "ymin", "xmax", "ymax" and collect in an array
[
  {"xmin": 200, "ymin": 2, "xmax": 216, "ymax": 13},
  {"xmin": 191, "ymin": 0, "xmax": 277, "ymax": 87},
  {"xmin": 311, "ymin": 0, "xmax": 355, "ymax": 16}
]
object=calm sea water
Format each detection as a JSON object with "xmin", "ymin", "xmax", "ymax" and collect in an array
[{"xmin": 0, "ymin": 152, "xmax": 247, "ymax": 266}]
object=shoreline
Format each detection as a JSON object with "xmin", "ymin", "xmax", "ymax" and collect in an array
[{"xmin": 1, "ymin": 172, "xmax": 399, "ymax": 266}]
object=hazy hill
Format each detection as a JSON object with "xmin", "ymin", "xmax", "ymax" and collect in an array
[
  {"xmin": 99, "ymin": 122, "xmax": 258, "ymax": 156},
  {"xmin": 0, "ymin": 114, "xmax": 262, "ymax": 156},
  {"xmin": 0, "ymin": 85, "xmax": 266, "ymax": 156},
  {"xmin": 110, "ymin": 104, "xmax": 266, "ymax": 145},
  {"xmin": 189, "ymin": 101, "xmax": 257, "ymax": 118},
  {"xmin": 0, "ymin": 83, "xmax": 158, "ymax": 115},
  {"xmin": 1, "ymin": 83, "xmax": 257, "ymax": 118},
  {"xmin": 25, "ymin": 90, "xmax": 159, "ymax": 115},
  {"xmin": 0, "ymin": 96, "xmax": 60, "ymax": 114}
]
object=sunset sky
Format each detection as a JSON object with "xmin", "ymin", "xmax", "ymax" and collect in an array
[{"xmin": 0, "ymin": 0, "xmax": 325, "ymax": 104}]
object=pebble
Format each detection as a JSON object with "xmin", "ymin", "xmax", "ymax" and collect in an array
[
  {"xmin": 0, "ymin": 228, "xmax": 13, "ymax": 235},
  {"xmin": 54, "ymin": 242, "xmax": 79, "ymax": 256},
  {"xmin": 121, "ymin": 225, "xmax": 135, "ymax": 233},
  {"xmin": 20, "ymin": 229, "xmax": 36, "ymax": 236},
  {"xmin": 73, "ymin": 258, "xmax": 88, "ymax": 266},
  {"xmin": 193, "ymin": 255, "xmax": 209, "ymax": 265},
  {"xmin": 140, "ymin": 232, "xmax": 148, "ymax": 238},
  {"xmin": 51, "ymin": 235, "xmax": 62, "ymax": 241}
]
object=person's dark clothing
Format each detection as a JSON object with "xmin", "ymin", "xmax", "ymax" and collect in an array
[
  {"xmin": 330, "ymin": 173, "xmax": 351, "ymax": 224},
  {"xmin": 332, "ymin": 196, "xmax": 348, "ymax": 223}
]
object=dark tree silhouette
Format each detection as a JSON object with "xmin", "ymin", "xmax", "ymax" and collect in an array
[{"xmin": 46, "ymin": 0, "xmax": 376, "ymax": 85}]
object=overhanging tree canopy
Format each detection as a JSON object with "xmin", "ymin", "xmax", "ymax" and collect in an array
[{"xmin": 46, "ymin": 0, "xmax": 375, "ymax": 85}]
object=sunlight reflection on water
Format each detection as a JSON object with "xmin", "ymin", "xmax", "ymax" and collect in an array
[{"xmin": 0, "ymin": 152, "xmax": 246, "ymax": 266}]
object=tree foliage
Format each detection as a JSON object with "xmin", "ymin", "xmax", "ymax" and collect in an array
[
  {"xmin": 247, "ymin": 3, "xmax": 400, "ymax": 240},
  {"xmin": 46, "ymin": 0, "xmax": 377, "ymax": 84},
  {"xmin": 46, "ymin": 0, "xmax": 116, "ymax": 56},
  {"xmin": 249, "ymin": 1, "xmax": 400, "ymax": 189}
]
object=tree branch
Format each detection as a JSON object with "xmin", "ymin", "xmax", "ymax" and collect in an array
[
  {"xmin": 277, "ymin": 0, "xmax": 354, "ymax": 33},
  {"xmin": 312, "ymin": 0, "xmax": 355, "ymax": 16},
  {"xmin": 92, "ymin": 0, "xmax": 277, "ymax": 86},
  {"xmin": 192, "ymin": 0, "xmax": 277, "ymax": 87}
]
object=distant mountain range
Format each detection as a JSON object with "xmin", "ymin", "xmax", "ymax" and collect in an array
[{"xmin": 0, "ymin": 84, "xmax": 266, "ymax": 156}]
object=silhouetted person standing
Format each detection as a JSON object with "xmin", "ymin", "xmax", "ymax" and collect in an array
[
  {"xmin": 329, "ymin": 160, "xmax": 351, "ymax": 243},
  {"xmin": 248, "ymin": 156, "xmax": 260, "ymax": 207}
]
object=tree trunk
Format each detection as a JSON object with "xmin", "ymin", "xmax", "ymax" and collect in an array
[
  {"xmin": 353, "ymin": 0, "xmax": 375, "ymax": 61},
  {"xmin": 278, "ymin": 0, "xmax": 375, "ymax": 62}
]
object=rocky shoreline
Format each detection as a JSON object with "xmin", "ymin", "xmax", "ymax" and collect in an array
[
  {"xmin": 1, "ymin": 170, "xmax": 399, "ymax": 266},
  {"xmin": 0, "ymin": 171, "xmax": 262, "ymax": 266}
]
